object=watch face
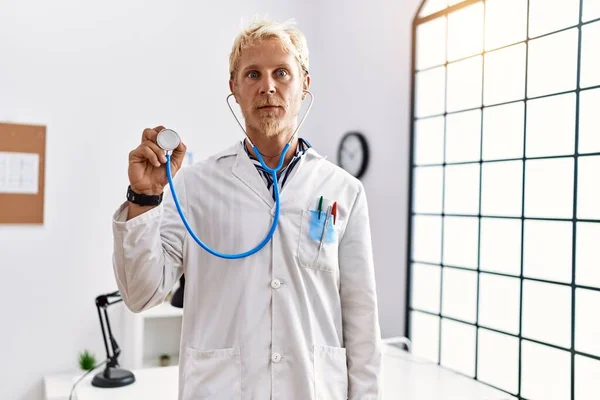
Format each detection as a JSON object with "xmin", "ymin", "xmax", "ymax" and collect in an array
[{"xmin": 339, "ymin": 132, "xmax": 368, "ymax": 178}]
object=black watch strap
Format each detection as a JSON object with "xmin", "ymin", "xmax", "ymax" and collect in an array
[{"xmin": 127, "ymin": 185, "xmax": 163, "ymax": 206}]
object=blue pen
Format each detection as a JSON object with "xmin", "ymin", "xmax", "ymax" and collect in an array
[{"xmin": 315, "ymin": 205, "xmax": 332, "ymax": 263}]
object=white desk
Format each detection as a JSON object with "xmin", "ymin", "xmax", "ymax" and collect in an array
[
  {"xmin": 381, "ymin": 345, "xmax": 515, "ymax": 400},
  {"xmin": 43, "ymin": 367, "xmax": 179, "ymax": 400},
  {"xmin": 44, "ymin": 344, "xmax": 515, "ymax": 400},
  {"xmin": 76, "ymin": 366, "xmax": 178, "ymax": 400}
]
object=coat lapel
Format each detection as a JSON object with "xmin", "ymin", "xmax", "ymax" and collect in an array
[{"xmin": 231, "ymin": 142, "xmax": 275, "ymax": 208}]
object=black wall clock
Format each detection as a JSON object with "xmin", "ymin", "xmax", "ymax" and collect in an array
[{"xmin": 337, "ymin": 131, "xmax": 370, "ymax": 179}]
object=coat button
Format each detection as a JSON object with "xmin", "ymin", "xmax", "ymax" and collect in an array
[
  {"xmin": 271, "ymin": 279, "xmax": 281, "ymax": 289},
  {"xmin": 272, "ymin": 352, "xmax": 281, "ymax": 363}
]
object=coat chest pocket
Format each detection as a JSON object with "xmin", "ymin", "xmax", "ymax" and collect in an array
[
  {"xmin": 297, "ymin": 209, "xmax": 340, "ymax": 272},
  {"xmin": 182, "ymin": 347, "xmax": 241, "ymax": 400}
]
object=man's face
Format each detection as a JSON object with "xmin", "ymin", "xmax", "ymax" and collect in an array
[{"xmin": 229, "ymin": 39, "xmax": 310, "ymax": 138}]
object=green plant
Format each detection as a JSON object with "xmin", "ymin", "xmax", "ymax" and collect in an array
[
  {"xmin": 78, "ymin": 349, "xmax": 97, "ymax": 371},
  {"xmin": 159, "ymin": 353, "xmax": 171, "ymax": 367}
]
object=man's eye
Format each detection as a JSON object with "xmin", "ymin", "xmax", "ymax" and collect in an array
[
  {"xmin": 247, "ymin": 71, "xmax": 259, "ymax": 79},
  {"xmin": 276, "ymin": 69, "xmax": 289, "ymax": 77}
]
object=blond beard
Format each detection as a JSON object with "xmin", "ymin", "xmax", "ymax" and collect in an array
[
  {"xmin": 257, "ymin": 106, "xmax": 300, "ymax": 138},
  {"xmin": 243, "ymin": 107, "xmax": 297, "ymax": 138},
  {"xmin": 260, "ymin": 115, "xmax": 284, "ymax": 137}
]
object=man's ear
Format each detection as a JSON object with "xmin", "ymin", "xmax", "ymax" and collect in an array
[
  {"xmin": 228, "ymin": 79, "xmax": 238, "ymax": 103},
  {"xmin": 302, "ymin": 74, "xmax": 311, "ymax": 99},
  {"xmin": 303, "ymin": 74, "xmax": 311, "ymax": 91}
]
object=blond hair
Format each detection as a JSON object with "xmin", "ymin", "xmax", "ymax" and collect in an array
[{"xmin": 229, "ymin": 18, "xmax": 309, "ymax": 80}]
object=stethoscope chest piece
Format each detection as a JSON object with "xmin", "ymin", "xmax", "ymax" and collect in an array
[{"xmin": 157, "ymin": 129, "xmax": 181, "ymax": 152}]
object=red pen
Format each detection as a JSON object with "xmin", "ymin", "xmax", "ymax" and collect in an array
[{"xmin": 332, "ymin": 202, "xmax": 337, "ymax": 225}]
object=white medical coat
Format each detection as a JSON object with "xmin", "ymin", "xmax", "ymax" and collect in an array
[{"xmin": 112, "ymin": 141, "xmax": 382, "ymax": 400}]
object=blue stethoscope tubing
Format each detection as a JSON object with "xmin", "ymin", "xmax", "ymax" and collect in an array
[{"xmin": 162, "ymin": 90, "xmax": 314, "ymax": 259}]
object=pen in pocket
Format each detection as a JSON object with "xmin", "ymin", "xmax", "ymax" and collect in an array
[
  {"xmin": 318, "ymin": 196, "xmax": 324, "ymax": 219},
  {"xmin": 315, "ymin": 205, "xmax": 332, "ymax": 263}
]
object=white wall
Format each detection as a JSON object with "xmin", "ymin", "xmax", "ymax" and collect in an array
[
  {"xmin": 0, "ymin": 0, "xmax": 420, "ymax": 398},
  {"xmin": 304, "ymin": 0, "xmax": 422, "ymax": 338}
]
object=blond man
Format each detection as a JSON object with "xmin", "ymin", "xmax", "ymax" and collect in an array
[{"xmin": 113, "ymin": 18, "xmax": 382, "ymax": 400}]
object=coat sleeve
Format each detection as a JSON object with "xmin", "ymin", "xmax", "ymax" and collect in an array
[
  {"xmin": 111, "ymin": 170, "xmax": 188, "ymax": 313},
  {"xmin": 339, "ymin": 183, "xmax": 383, "ymax": 400}
]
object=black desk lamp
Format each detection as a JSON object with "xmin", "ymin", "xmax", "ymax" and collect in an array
[{"xmin": 92, "ymin": 291, "xmax": 135, "ymax": 388}]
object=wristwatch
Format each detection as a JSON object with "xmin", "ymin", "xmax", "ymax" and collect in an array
[{"xmin": 126, "ymin": 185, "xmax": 163, "ymax": 206}]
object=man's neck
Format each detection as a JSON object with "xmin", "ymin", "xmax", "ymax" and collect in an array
[{"xmin": 244, "ymin": 127, "xmax": 299, "ymax": 169}]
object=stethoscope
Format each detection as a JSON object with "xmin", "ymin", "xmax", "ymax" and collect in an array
[{"xmin": 156, "ymin": 90, "xmax": 314, "ymax": 259}]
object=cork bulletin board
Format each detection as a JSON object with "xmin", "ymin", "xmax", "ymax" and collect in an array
[{"xmin": 0, "ymin": 122, "xmax": 46, "ymax": 224}]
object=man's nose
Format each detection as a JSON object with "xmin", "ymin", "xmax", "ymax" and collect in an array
[{"xmin": 259, "ymin": 76, "xmax": 276, "ymax": 95}]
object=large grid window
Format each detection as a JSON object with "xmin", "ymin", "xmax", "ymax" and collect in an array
[{"xmin": 407, "ymin": 0, "xmax": 600, "ymax": 399}]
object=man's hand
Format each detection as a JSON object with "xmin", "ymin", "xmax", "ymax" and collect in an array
[
  {"xmin": 128, "ymin": 126, "xmax": 187, "ymax": 195},
  {"xmin": 126, "ymin": 126, "xmax": 186, "ymax": 220}
]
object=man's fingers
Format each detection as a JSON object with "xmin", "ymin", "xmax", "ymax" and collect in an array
[
  {"xmin": 170, "ymin": 141, "xmax": 187, "ymax": 169},
  {"xmin": 138, "ymin": 126, "xmax": 184, "ymax": 171},
  {"xmin": 172, "ymin": 140, "xmax": 186, "ymax": 156},
  {"xmin": 130, "ymin": 142, "xmax": 165, "ymax": 167},
  {"xmin": 143, "ymin": 140, "xmax": 168, "ymax": 164},
  {"xmin": 142, "ymin": 128, "xmax": 158, "ymax": 143},
  {"xmin": 139, "ymin": 146, "xmax": 161, "ymax": 167},
  {"xmin": 141, "ymin": 126, "xmax": 166, "ymax": 143}
]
